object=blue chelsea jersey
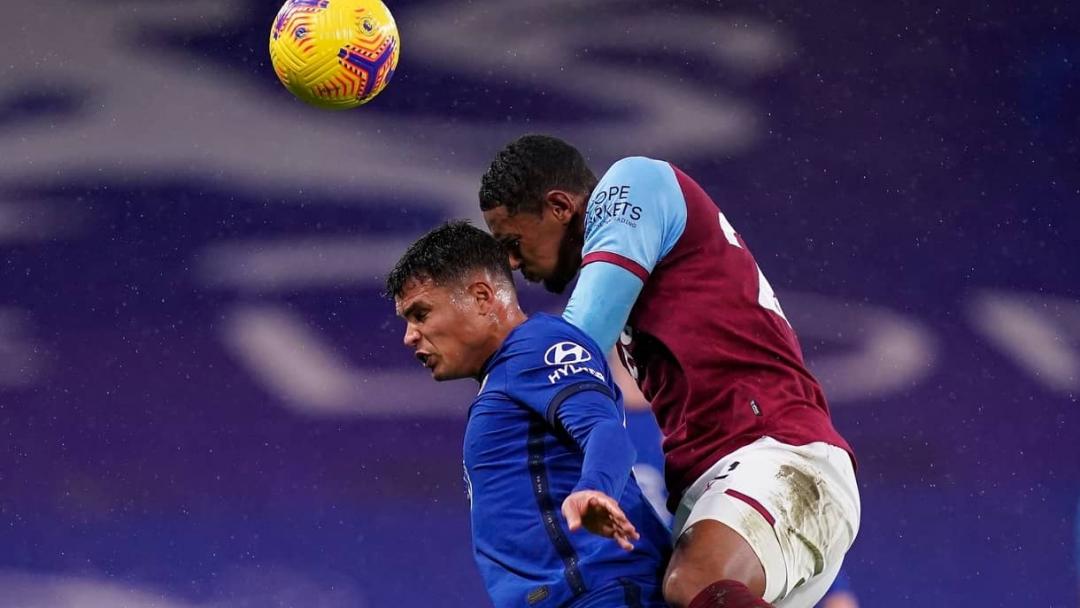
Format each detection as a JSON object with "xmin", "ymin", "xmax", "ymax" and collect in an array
[{"xmin": 464, "ymin": 314, "xmax": 670, "ymax": 608}]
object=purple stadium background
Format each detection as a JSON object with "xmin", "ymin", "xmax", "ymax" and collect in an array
[{"xmin": 2, "ymin": 1, "xmax": 1077, "ymax": 606}]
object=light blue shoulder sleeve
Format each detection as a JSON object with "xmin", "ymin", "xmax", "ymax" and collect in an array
[
  {"xmin": 563, "ymin": 157, "xmax": 688, "ymax": 353},
  {"xmin": 563, "ymin": 262, "xmax": 643, "ymax": 354},
  {"xmin": 581, "ymin": 156, "xmax": 688, "ymax": 277}
]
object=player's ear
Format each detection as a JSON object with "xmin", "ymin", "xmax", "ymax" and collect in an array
[
  {"xmin": 466, "ymin": 279, "xmax": 496, "ymax": 314},
  {"xmin": 544, "ymin": 190, "xmax": 577, "ymax": 225}
]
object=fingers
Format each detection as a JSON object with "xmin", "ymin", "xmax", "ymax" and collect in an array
[
  {"xmin": 561, "ymin": 495, "xmax": 584, "ymax": 531},
  {"xmin": 584, "ymin": 495, "xmax": 639, "ymax": 549},
  {"xmin": 588, "ymin": 495, "xmax": 637, "ymax": 539},
  {"xmin": 619, "ymin": 520, "xmax": 640, "ymax": 542},
  {"xmin": 563, "ymin": 491, "xmax": 641, "ymax": 550},
  {"xmin": 610, "ymin": 517, "xmax": 639, "ymax": 545}
]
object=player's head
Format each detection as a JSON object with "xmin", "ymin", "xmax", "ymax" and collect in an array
[
  {"xmin": 386, "ymin": 221, "xmax": 523, "ymax": 382},
  {"xmin": 479, "ymin": 134, "xmax": 597, "ymax": 294}
]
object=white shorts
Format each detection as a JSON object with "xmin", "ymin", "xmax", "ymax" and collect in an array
[{"xmin": 671, "ymin": 437, "xmax": 861, "ymax": 608}]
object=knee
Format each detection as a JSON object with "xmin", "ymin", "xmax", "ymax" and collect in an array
[
  {"xmin": 662, "ymin": 520, "xmax": 769, "ymax": 606},
  {"xmin": 662, "ymin": 563, "xmax": 700, "ymax": 608}
]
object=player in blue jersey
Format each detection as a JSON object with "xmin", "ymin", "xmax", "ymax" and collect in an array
[
  {"xmin": 479, "ymin": 136, "xmax": 860, "ymax": 608},
  {"xmin": 385, "ymin": 221, "xmax": 672, "ymax": 608}
]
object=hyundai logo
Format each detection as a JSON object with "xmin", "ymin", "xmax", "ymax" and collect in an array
[{"xmin": 544, "ymin": 342, "xmax": 592, "ymax": 366}]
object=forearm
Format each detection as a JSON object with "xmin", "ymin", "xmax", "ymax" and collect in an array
[{"xmin": 574, "ymin": 416, "xmax": 637, "ymax": 498}]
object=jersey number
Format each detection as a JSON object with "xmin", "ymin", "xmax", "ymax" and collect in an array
[
  {"xmin": 617, "ymin": 327, "xmax": 639, "ymax": 380},
  {"xmin": 718, "ymin": 212, "xmax": 790, "ymax": 325}
]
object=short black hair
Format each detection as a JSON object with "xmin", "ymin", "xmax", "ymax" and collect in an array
[
  {"xmin": 385, "ymin": 220, "xmax": 514, "ymax": 298},
  {"xmin": 478, "ymin": 134, "xmax": 597, "ymax": 215}
]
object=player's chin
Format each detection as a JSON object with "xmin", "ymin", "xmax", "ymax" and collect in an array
[
  {"xmin": 430, "ymin": 364, "xmax": 465, "ymax": 382},
  {"xmin": 520, "ymin": 270, "xmax": 543, "ymax": 285},
  {"xmin": 542, "ymin": 275, "xmax": 572, "ymax": 294}
]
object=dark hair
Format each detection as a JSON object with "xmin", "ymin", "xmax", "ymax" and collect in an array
[
  {"xmin": 478, "ymin": 134, "xmax": 597, "ymax": 215},
  {"xmin": 384, "ymin": 220, "xmax": 514, "ymax": 298}
]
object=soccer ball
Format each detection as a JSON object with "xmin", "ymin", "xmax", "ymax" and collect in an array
[{"xmin": 269, "ymin": 0, "xmax": 400, "ymax": 110}]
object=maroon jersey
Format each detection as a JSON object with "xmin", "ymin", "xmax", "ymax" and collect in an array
[{"xmin": 579, "ymin": 158, "xmax": 853, "ymax": 507}]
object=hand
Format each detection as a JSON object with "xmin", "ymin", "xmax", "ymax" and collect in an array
[{"xmin": 561, "ymin": 490, "xmax": 640, "ymax": 551}]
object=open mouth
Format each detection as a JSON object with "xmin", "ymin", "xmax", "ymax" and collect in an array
[{"xmin": 416, "ymin": 352, "xmax": 434, "ymax": 369}]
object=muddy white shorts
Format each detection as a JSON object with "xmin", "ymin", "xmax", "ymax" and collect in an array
[{"xmin": 671, "ymin": 437, "xmax": 861, "ymax": 607}]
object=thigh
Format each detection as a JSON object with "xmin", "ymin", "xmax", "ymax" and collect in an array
[
  {"xmin": 671, "ymin": 438, "xmax": 860, "ymax": 604},
  {"xmin": 670, "ymin": 471, "xmax": 785, "ymax": 602},
  {"xmin": 665, "ymin": 516, "xmax": 769, "ymax": 600}
]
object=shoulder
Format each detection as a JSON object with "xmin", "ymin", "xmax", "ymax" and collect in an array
[
  {"xmin": 599, "ymin": 156, "xmax": 670, "ymax": 179},
  {"xmin": 503, "ymin": 315, "xmax": 597, "ymax": 358},
  {"xmin": 500, "ymin": 315, "xmax": 605, "ymax": 371},
  {"xmin": 589, "ymin": 156, "xmax": 682, "ymax": 210},
  {"xmin": 585, "ymin": 157, "xmax": 686, "ymax": 246},
  {"xmin": 594, "ymin": 156, "xmax": 677, "ymax": 189}
]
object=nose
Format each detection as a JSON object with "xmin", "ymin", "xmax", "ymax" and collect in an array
[
  {"xmin": 507, "ymin": 251, "xmax": 522, "ymax": 271},
  {"xmin": 403, "ymin": 323, "xmax": 421, "ymax": 348}
]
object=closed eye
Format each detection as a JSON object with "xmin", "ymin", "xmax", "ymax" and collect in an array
[
  {"xmin": 400, "ymin": 303, "xmax": 429, "ymax": 323},
  {"xmin": 501, "ymin": 238, "xmax": 521, "ymax": 255}
]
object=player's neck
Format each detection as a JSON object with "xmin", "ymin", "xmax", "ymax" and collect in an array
[
  {"xmin": 492, "ymin": 305, "xmax": 527, "ymax": 349},
  {"xmin": 504, "ymin": 305, "xmax": 527, "ymax": 333},
  {"xmin": 473, "ymin": 306, "xmax": 527, "ymax": 381}
]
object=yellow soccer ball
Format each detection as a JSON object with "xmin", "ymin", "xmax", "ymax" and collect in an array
[{"xmin": 269, "ymin": 0, "xmax": 400, "ymax": 110}]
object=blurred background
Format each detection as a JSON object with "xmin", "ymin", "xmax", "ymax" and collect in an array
[{"xmin": 1, "ymin": 0, "xmax": 1078, "ymax": 606}]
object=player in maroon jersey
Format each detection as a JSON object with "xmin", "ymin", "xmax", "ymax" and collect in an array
[{"xmin": 478, "ymin": 135, "xmax": 861, "ymax": 608}]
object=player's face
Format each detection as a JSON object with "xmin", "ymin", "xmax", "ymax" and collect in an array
[
  {"xmin": 483, "ymin": 202, "xmax": 584, "ymax": 294},
  {"xmin": 395, "ymin": 278, "xmax": 489, "ymax": 381}
]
